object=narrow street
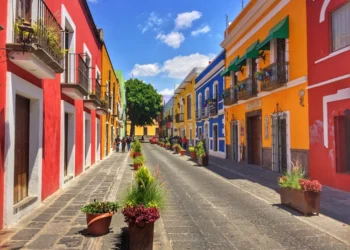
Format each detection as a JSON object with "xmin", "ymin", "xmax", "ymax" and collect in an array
[{"xmin": 144, "ymin": 143, "xmax": 350, "ymax": 250}]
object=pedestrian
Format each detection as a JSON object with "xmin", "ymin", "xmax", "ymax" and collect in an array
[
  {"xmin": 183, "ymin": 136, "xmax": 188, "ymax": 150},
  {"xmin": 121, "ymin": 137, "xmax": 126, "ymax": 152},
  {"xmin": 115, "ymin": 135, "xmax": 121, "ymax": 152},
  {"xmin": 126, "ymin": 135, "xmax": 131, "ymax": 151},
  {"xmin": 178, "ymin": 136, "xmax": 182, "ymax": 146}
]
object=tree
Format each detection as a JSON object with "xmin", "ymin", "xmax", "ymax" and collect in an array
[{"xmin": 125, "ymin": 78, "xmax": 162, "ymax": 136}]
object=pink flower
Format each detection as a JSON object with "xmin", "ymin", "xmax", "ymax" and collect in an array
[{"xmin": 299, "ymin": 179, "xmax": 322, "ymax": 192}]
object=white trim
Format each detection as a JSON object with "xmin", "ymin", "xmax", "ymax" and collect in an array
[
  {"xmin": 322, "ymin": 88, "xmax": 350, "ymax": 148},
  {"xmin": 83, "ymin": 112, "xmax": 92, "ymax": 168},
  {"xmin": 83, "ymin": 44, "xmax": 92, "ymax": 92},
  {"xmin": 315, "ymin": 46, "xmax": 350, "ymax": 64},
  {"xmin": 225, "ymin": 0, "xmax": 290, "ymax": 56},
  {"xmin": 226, "ymin": 76, "xmax": 307, "ymax": 108},
  {"xmin": 196, "ymin": 66, "xmax": 225, "ymax": 91},
  {"xmin": 96, "ymin": 118, "xmax": 101, "ymax": 161},
  {"xmin": 4, "ymin": 73, "xmax": 43, "ymax": 227},
  {"xmin": 320, "ymin": 0, "xmax": 331, "ymax": 23},
  {"xmin": 175, "ymin": 67, "xmax": 204, "ymax": 94},
  {"xmin": 307, "ymin": 74, "xmax": 350, "ymax": 90},
  {"xmin": 195, "ymin": 61, "xmax": 224, "ymax": 88},
  {"xmin": 60, "ymin": 101, "xmax": 76, "ymax": 188}
]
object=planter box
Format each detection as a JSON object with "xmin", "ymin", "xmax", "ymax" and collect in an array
[
  {"xmin": 197, "ymin": 155, "xmax": 208, "ymax": 166},
  {"xmin": 129, "ymin": 222, "xmax": 154, "ymax": 250},
  {"xmin": 280, "ymin": 188, "xmax": 320, "ymax": 215}
]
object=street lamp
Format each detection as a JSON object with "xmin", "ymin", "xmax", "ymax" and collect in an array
[{"xmin": 17, "ymin": 21, "xmax": 34, "ymax": 51}]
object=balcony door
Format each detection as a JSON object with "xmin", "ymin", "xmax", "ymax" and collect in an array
[
  {"xmin": 277, "ymin": 39, "xmax": 287, "ymax": 82},
  {"xmin": 231, "ymin": 122, "xmax": 239, "ymax": 161},
  {"xmin": 14, "ymin": 95, "xmax": 30, "ymax": 204},
  {"xmin": 213, "ymin": 125, "xmax": 218, "ymax": 152},
  {"xmin": 17, "ymin": 0, "xmax": 31, "ymax": 21}
]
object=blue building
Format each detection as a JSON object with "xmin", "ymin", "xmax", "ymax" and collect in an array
[
  {"xmin": 195, "ymin": 51, "xmax": 226, "ymax": 158},
  {"xmin": 163, "ymin": 96, "xmax": 174, "ymax": 137}
]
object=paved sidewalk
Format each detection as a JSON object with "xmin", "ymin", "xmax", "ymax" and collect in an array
[
  {"xmin": 0, "ymin": 152, "xmax": 130, "ymax": 250},
  {"xmin": 205, "ymin": 155, "xmax": 350, "ymax": 245}
]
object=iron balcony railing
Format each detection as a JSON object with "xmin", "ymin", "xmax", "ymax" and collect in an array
[
  {"xmin": 259, "ymin": 61, "xmax": 289, "ymax": 91},
  {"xmin": 62, "ymin": 53, "xmax": 89, "ymax": 93},
  {"xmin": 208, "ymin": 99, "xmax": 218, "ymax": 116},
  {"xmin": 235, "ymin": 77, "xmax": 257, "ymax": 101},
  {"xmin": 95, "ymin": 79, "xmax": 101, "ymax": 100},
  {"xmin": 175, "ymin": 113, "xmax": 184, "ymax": 123},
  {"xmin": 196, "ymin": 110, "xmax": 201, "ymax": 121},
  {"xmin": 202, "ymin": 105, "xmax": 209, "ymax": 119},
  {"xmin": 15, "ymin": 0, "xmax": 63, "ymax": 64},
  {"xmin": 223, "ymin": 87, "xmax": 237, "ymax": 106}
]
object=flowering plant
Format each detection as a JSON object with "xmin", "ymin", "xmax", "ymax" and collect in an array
[
  {"xmin": 122, "ymin": 205, "xmax": 160, "ymax": 225},
  {"xmin": 299, "ymin": 179, "xmax": 322, "ymax": 192},
  {"xmin": 189, "ymin": 146, "xmax": 196, "ymax": 153},
  {"xmin": 173, "ymin": 144, "xmax": 182, "ymax": 150}
]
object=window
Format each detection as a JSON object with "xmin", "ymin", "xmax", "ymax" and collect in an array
[
  {"xmin": 187, "ymin": 95, "xmax": 191, "ymax": 120},
  {"xmin": 143, "ymin": 127, "xmax": 148, "ymax": 136},
  {"xmin": 332, "ymin": 2, "xmax": 350, "ymax": 51},
  {"xmin": 213, "ymin": 82, "xmax": 218, "ymax": 100},
  {"xmin": 198, "ymin": 127, "xmax": 202, "ymax": 139},
  {"xmin": 334, "ymin": 114, "xmax": 350, "ymax": 174},
  {"xmin": 17, "ymin": 0, "xmax": 31, "ymax": 21}
]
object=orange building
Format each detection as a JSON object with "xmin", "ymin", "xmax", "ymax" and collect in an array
[{"xmin": 221, "ymin": 0, "xmax": 309, "ymax": 173}]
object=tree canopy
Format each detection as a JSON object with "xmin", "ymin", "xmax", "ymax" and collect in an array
[{"xmin": 125, "ymin": 78, "xmax": 162, "ymax": 136}]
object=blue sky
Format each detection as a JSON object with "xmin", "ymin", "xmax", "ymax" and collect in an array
[{"xmin": 88, "ymin": 0, "xmax": 244, "ymax": 98}]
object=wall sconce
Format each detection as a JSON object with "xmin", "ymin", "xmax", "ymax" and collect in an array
[
  {"xmin": 255, "ymin": 58, "xmax": 260, "ymax": 64},
  {"xmin": 235, "ymin": 71, "xmax": 239, "ymax": 76},
  {"xmin": 299, "ymin": 89, "xmax": 305, "ymax": 107},
  {"xmin": 258, "ymin": 51, "xmax": 267, "ymax": 63}
]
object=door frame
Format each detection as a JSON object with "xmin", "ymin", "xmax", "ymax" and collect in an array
[
  {"xmin": 246, "ymin": 109, "xmax": 262, "ymax": 165},
  {"xmin": 4, "ymin": 73, "xmax": 43, "ymax": 227},
  {"xmin": 60, "ymin": 101, "xmax": 75, "ymax": 188},
  {"xmin": 83, "ymin": 112, "xmax": 91, "ymax": 169}
]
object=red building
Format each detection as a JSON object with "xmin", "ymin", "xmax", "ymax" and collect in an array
[
  {"xmin": 0, "ymin": 0, "xmax": 103, "ymax": 228},
  {"xmin": 307, "ymin": 0, "xmax": 350, "ymax": 192}
]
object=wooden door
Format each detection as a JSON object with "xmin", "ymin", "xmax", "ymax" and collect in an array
[
  {"xmin": 251, "ymin": 115, "xmax": 261, "ymax": 165},
  {"xmin": 232, "ymin": 123, "xmax": 238, "ymax": 161},
  {"xmin": 64, "ymin": 113, "xmax": 69, "ymax": 176},
  {"xmin": 14, "ymin": 95, "xmax": 30, "ymax": 204}
]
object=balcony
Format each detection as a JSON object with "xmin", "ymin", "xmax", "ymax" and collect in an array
[
  {"xmin": 208, "ymin": 99, "xmax": 218, "ymax": 116},
  {"xmin": 259, "ymin": 62, "xmax": 289, "ymax": 92},
  {"xmin": 96, "ymin": 93, "xmax": 109, "ymax": 116},
  {"xmin": 84, "ymin": 79, "xmax": 101, "ymax": 110},
  {"xmin": 223, "ymin": 88, "xmax": 237, "ymax": 106},
  {"xmin": 6, "ymin": 0, "xmax": 64, "ymax": 78},
  {"xmin": 175, "ymin": 113, "xmax": 184, "ymax": 123},
  {"xmin": 61, "ymin": 54, "xmax": 89, "ymax": 100},
  {"xmin": 202, "ymin": 106, "xmax": 209, "ymax": 119},
  {"xmin": 236, "ymin": 77, "xmax": 257, "ymax": 101},
  {"xmin": 196, "ymin": 110, "xmax": 201, "ymax": 121}
]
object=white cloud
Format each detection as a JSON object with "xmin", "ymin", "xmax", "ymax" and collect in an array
[
  {"xmin": 130, "ymin": 63, "xmax": 161, "ymax": 77},
  {"xmin": 162, "ymin": 53, "xmax": 215, "ymax": 79},
  {"xmin": 191, "ymin": 25, "xmax": 210, "ymax": 36},
  {"xmin": 175, "ymin": 11, "xmax": 202, "ymax": 30},
  {"xmin": 158, "ymin": 84, "xmax": 180, "ymax": 96},
  {"xmin": 156, "ymin": 32, "xmax": 185, "ymax": 49},
  {"xmin": 140, "ymin": 12, "xmax": 164, "ymax": 33}
]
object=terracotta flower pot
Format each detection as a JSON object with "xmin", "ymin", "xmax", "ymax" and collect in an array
[
  {"xmin": 166, "ymin": 145, "xmax": 171, "ymax": 150},
  {"xmin": 180, "ymin": 150, "xmax": 186, "ymax": 156},
  {"xmin": 190, "ymin": 152, "xmax": 196, "ymax": 159},
  {"xmin": 133, "ymin": 152, "xmax": 142, "ymax": 159},
  {"xmin": 197, "ymin": 155, "xmax": 208, "ymax": 166},
  {"xmin": 134, "ymin": 163, "xmax": 141, "ymax": 170},
  {"xmin": 280, "ymin": 188, "xmax": 320, "ymax": 215},
  {"xmin": 86, "ymin": 212, "xmax": 114, "ymax": 236},
  {"xmin": 129, "ymin": 222, "xmax": 154, "ymax": 250},
  {"xmin": 174, "ymin": 148, "xmax": 179, "ymax": 154}
]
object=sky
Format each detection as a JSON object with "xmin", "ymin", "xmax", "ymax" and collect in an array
[{"xmin": 87, "ymin": 0, "xmax": 245, "ymax": 100}]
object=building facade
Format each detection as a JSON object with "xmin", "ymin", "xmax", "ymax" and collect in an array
[
  {"xmin": 306, "ymin": 0, "xmax": 350, "ymax": 191},
  {"xmin": 115, "ymin": 70, "xmax": 126, "ymax": 137},
  {"xmin": 221, "ymin": 0, "xmax": 309, "ymax": 173},
  {"xmin": 174, "ymin": 68, "xmax": 203, "ymax": 147},
  {"xmin": 0, "ymin": 0, "xmax": 122, "ymax": 229},
  {"xmin": 163, "ymin": 97, "xmax": 174, "ymax": 137},
  {"xmin": 195, "ymin": 51, "xmax": 226, "ymax": 158},
  {"xmin": 126, "ymin": 121, "xmax": 159, "ymax": 137}
]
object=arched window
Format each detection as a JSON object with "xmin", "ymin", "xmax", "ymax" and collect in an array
[
  {"xmin": 198, "ymin": 93, "xmax": 202, "ymax": 118},
  {"xmin": 213, "ymin": 81, "xmax": 218, "ymax": 101}
]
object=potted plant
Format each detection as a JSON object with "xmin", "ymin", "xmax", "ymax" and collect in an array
[
  {"xmin": 254, "ymin": 70, "xmax": 265, "ymax": 81},
  {"xmin": 132, "ymin": 139, "xmax": 142, "ymax": 158},
  {"xmin": 166, "ymin": 142, "xmax": 171, "ymax": 150},
  {"xmin": 196, "ymin": 141, "xmax": 208, "ymax": 166},
  {"xmin": 279, "ymin": 166, "xmax": 321, "ymax": 215},
  {"xmin": 133, "ymin": 155, "xmax": 145, "ymax": 170},
  {"xmin": 189, "ymin": 147, "xmax": 196, "ymax": 160},
  {"xmin": 81, "ymin": 200, "xmax": 119, "ymax": 236},
  {"xmin": 179, "ymin": 146, "xmax": 186, "ymax": 156},
  {"xmin": 172, "ymin": 144, "xmax": 181, "ymax": 154},
  {"xmin": 122, "ymin": 166, "xmax": 165, "ymax": 250}
]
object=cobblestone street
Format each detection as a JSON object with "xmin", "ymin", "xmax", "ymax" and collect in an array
[{"xmin": 0, "ymin": 144, "xmax": 349, "ymax": 250}]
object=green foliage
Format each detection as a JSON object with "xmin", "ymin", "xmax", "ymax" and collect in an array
[
  {"xmin": 81, "ymin": 200, "xmax": 119, "ymax": 214},
  {"xmin": 189, "ymin": 146, "xmax": 196, "ymax": 153},
  {"xmin": 131, "ymin": 139, "xmax": 142, "ymax": 153},
  {"xmin": 195, "ymin": 142, "xmax": 206, "ymax": 157},
  {"xmin": 278, "ymin": 167, "xmax": 306, "ymax": 190},
  {"xmin": 125, "ymin": 78, "xmax": 162, "ymax": 134},
  {"xmin": 173, "ymin": 143, "xmax": 182, "ymax": 150},
  {"xmin": 123, "ymin": 166, "xmax": 165, "ymax": 209},
  {"xmin": 166, "ymin": 142, "xmax": 171, "ymax": 146},
  {"xmin": 133, "ymin": 155, "xmax": 145, "ymax": 165}
]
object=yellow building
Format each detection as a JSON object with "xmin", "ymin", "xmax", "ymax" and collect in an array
[
  {"xmin": 126, "ymin": 121, "xmax": 159, "ymax": 137},
  {"xmin": 100, "ymin": 44, "xmax": 121, "ymax": 158},
  {"xmin": 174, "ymin": 68, "xmax": 203, "ymax": 147},
  {"xmin": 221, "ymin": 0, "xmax": 309, "ymax": 172}
]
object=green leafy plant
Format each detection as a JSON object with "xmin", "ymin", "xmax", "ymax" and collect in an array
[
  {"xmin": 278, "ymin": 166, "xmax": 305, "ymax": 190},
  {"xmin": 81, "ymin": 200, "xmax": 119, "ymax": 214},
  {"xmin": 131, "ymin": 139, "xmax": 142, "ymax": 153},
  {"xmin": 195, "ymin": 141, "xmax": 206, "ymax": 157},
  {"xmin": 254, "ymin": 70, "xmax": 265, "ymax": 79},
  {"xmin": 123, "ymin": 166, "xmax": 165, "ymax": 209},
  {"xmin": 166, "ymin": 142, "xmax": 171, "ymax": 146},
  {"xmin": 133, "ymin": 155, "xmax": 145, "ymax": 165},
  {"xmin": 173, "ymin": 143, "xmax": 182, "ymax": 150},
  {"xmin": 189, "ymin": 146, "xmax": 195, "ymax": 153}
]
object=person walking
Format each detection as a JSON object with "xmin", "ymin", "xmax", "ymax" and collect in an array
[
  {"xmin": 126, "ymin": 135, "xmax": 131, "ymax": 151},
  {"xmin": 121, "ymin": 137, "xmax": 126, "ymax": 152},
  {"xmin": 115, "ymin": 135, "xmax": 121, "ymax": 152},
  {"xmin": 183, "ymin": 136, "xmax": 188, "ymax": 150}
]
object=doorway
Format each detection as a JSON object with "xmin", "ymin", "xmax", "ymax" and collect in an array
[
  {"xmin": 231, "ymin": 121, "xmax": 239, "ymax": 161},
  {"xmin": 204, "ymin": 123, "xmax": 209, "ymax": 152},
  {"xmin": 105, "ymin": 124, "xmax": 108, "ymax": 156},
  {"xmin": 85, "ymin": 119, "xmax": 91, "ymax": 167},
  {"xmin": 247, "ymin": 112, "xmax": 262, "ymax": 166},
  {"xmin": 14, "ymin": 95, "xmax": 30, "ymax": 204},
  {"xmin": 272, "ymin": 114, "xmax": 288, "ymax": 173},
  {"xmin": 213, "ymin": 125, "xmax": 218, "ymax": 151},
  {"xmin": 64, "ymin": 112, "xmax": 69, "ymax": 176}
]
